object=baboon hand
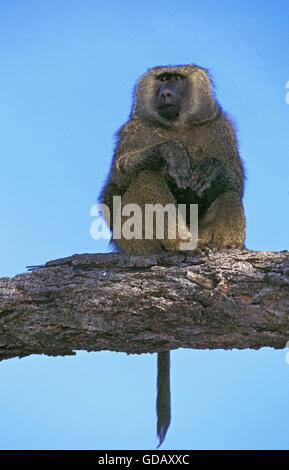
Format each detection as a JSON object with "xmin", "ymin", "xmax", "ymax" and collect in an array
[
  {"xmin": 190, "ymin": 157, "xmax": 230, "ymax": 198},
  {"xmin": 156, "ymin": 140, "xmax": 193, "ymax": 190}
]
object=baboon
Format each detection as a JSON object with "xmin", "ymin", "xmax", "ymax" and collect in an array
[{"xmin": 99, "ymin": 64, "xmax": 246, "ymax": 447}]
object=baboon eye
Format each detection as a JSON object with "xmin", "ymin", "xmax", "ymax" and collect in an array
[
  {"xmin": 161, "ymin": 76, "xmax": 168, "ymax": 81},
  {"xmin": 175, "ymin": 75, "xmax": 182, "ymax": 80}
]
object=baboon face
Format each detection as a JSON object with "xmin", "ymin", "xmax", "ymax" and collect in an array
[
  {"xmin": 155, "ymin": 73, "xmax": 188, "ymax": 121},
  {"xmin": 132, "ymin": 64, "xmax": 219, "ymax": 126}
]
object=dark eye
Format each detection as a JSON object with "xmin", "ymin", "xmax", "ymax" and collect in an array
[
  {"xmin": 175, "ymin": 75, "xmax": 182, "ymax": 80},
  {"xmin": 161, "ymin": 76, "xmax": 168, "ymax": 81}
]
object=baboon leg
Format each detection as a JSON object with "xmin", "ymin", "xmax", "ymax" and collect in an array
[
  {"xmin": 198, "ymin": 191, "xmax": 245, "ymax": 249},
  {"xmin": 113, "ymin": 171, "xmax": 192, "ymax": 254}
]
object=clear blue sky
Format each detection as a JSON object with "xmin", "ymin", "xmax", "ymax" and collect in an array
[{"xmin": 0, "ymin": 0, "xmax": 289, "ymax": 450}]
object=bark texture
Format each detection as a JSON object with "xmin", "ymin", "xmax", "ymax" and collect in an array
[{"xmin": 0, "ymin": 249, "xmax": 289, "ymax": 361}]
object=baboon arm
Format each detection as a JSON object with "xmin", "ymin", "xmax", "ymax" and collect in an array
[
  {"xmin": 114, "ymin": 139, "xmax": 193, "ymax": 191},
  {"xmin": 114, "ymin": 147, "xmax": 162, "ymax": 184}
]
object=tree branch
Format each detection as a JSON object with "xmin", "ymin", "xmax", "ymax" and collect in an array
[{"xmin": 0, "ymin": 249, "xmax": 288, "ymax": 361}]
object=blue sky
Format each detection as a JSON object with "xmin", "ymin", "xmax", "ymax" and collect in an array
[{"xmin": 0, "ymin": 0, "xmax": 289, "ymax": 450}]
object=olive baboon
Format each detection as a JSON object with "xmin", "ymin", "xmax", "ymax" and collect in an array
[{"xmin": 99, "ymin": 64, "xmax": 246, "ymax": 447}]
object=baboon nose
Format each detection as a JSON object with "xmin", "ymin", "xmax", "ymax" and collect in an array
[{"xmin": 161, "ymin": 90, "xmax": 172, "ymax": 98}]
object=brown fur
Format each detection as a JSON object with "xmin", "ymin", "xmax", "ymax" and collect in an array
[{"xmin": 100, "ymin": 64, "xmax": 245, "ymax": 253}]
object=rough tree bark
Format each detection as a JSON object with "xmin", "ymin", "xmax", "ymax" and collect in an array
[{"xmin": 0, "ymin": 249, "xmax": 288, "ymax": 361}]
